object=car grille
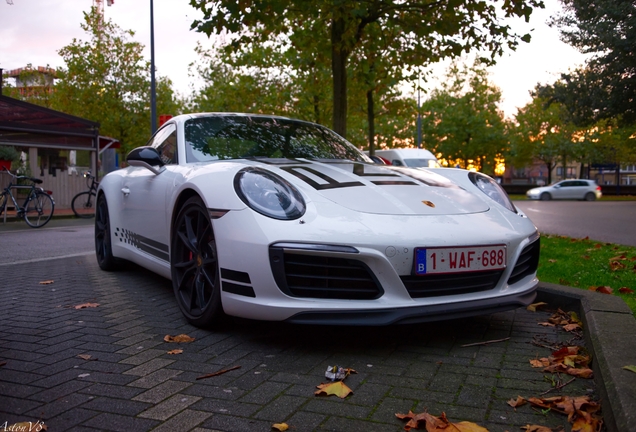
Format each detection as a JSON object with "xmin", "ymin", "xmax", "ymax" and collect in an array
[
  {"xmin": 507, "ymin": 238, "xmax": 541, "ymax": 285},
  {"xmin": 401, "ymin": 270, "xmax": 504, "ymax": 298},
  {"xmin": 269, "ymin": 249, "xmax": 383, "ymax": 300}
]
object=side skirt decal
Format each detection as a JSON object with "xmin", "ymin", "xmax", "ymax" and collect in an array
[{"xmin": 114, "ymin": 227, "xmax": 169, "ymax": 262}]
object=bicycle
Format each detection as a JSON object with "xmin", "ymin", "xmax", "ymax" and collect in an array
[
  {"xmin": 71, "ymin": 171, "xmax": 98, "ymax": 218},
  {"xmin": 0, "ymin": 168, "xmax": 55, "ymax": 228}
]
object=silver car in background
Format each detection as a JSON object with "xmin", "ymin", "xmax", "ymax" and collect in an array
[{"xmin": 526, "ymin": 179, "xmax": 602, "ymax": 201}]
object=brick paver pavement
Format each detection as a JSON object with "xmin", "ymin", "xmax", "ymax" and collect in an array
[{"xmin": 0, "ymin": 254, "xmax": 598, "ymax": 431}]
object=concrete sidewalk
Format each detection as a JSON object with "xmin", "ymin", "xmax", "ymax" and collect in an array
[{"xmin": 0, "ymin": 254, "xmax": 634, "ymax": 431}]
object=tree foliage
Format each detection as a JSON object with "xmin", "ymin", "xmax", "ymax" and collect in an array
[
  {"xmin": 52, "ymin": 8, "xmax": 182, "ymax": 152},
  {"xmin": 419, "ymin": 63, "xmax": 507, "ymax": 175},
  {"xmin": 548, "ymin": 0, "xmax": 636, "ymax": 125},
  {"xmin": 189, "ymin": 0, "xmax": 544, "ymax": 138}
]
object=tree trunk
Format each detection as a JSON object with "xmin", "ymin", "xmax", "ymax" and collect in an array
[
  {"xmin": 367, "ymin": 89, "xmax": 375, "ymax": 155},
  {"xmin": 331, "ymin": 17, "xmax": 348, "ymax": 138}
]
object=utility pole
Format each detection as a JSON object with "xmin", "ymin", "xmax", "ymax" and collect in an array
[{"xmin": 150, "ymin": 0, "xmax": 157, "ymax": 134}]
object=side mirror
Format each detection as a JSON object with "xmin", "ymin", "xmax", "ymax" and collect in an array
[{"xmin": 126, "ymin": 146, "xmax": 165, "ymax": 175}]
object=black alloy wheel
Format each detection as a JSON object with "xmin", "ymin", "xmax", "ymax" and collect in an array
[
  {"xmin": 171, "ymin": 196, "xmax": 223, "ymax": 327},
  {"xmin": 95, "ymin": 194, "xmax": 117, "ymax": 270}
]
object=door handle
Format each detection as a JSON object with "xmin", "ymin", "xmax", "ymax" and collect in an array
[{"xmin": 121, "ymin": 187, "xmax": 130, "ymax": 196}]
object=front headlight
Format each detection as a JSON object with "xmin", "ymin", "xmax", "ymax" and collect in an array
[
  {"xmin": 468, "ymin": 172, "xmax": 516, "ymax": 213},
  {"xmin": 234, "ymin": 167, "xmax": 306, "ymax": 220}
]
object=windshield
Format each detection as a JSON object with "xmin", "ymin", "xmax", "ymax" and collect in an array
[{"xmin": 184, "ymin": 115, "xmax": 372, "ymax": 163}]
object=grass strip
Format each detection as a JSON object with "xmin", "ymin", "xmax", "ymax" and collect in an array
[{"xmin": 538, "ymin": 234, "xmax": 636, "ymax": 316}]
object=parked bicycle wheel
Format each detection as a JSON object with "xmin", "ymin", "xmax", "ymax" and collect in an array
[
  {"xmin": 0, "ymin": 192, "xmax": 6, "ymax": 217},
  {"xmin": 24, "ymin": 191, "xmax": 54, "ymax": 228},
  {"xmin": 71, "ymin": 191, "xmax": 97, "ymax": 218}
]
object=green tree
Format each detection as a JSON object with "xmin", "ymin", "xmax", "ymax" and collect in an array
[
  {"xmin": 419, "ymin": 63, "xmax": 507, "ymax": 175},
  {"xmin": 53, "ymin": 8, "xmax": 182, "ymax": 152},
  {"xmin": 510, "ymin": 97, "xmax": 580, "ymax": 184},
  {"xmin": 549, "ymin": 0, "xmax": 636, "ymax": 125},
  {"xmin": 190, "ymin": 0, "xmax": 543, "ymax": 139}
]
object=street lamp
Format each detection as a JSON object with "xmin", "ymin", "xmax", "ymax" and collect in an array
[{"xmin": 150, "ymin": 0, "xmax": 157, "ymax": 134}]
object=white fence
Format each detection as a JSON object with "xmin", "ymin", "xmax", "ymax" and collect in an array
[{"xmin": 0, "ymin": 169, "xmax": 90, "ymax": 209}]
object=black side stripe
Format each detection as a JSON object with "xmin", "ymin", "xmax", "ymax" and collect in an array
[{"xmin": 114, "ymin": 228, "xmax": 169, "ymax": 262}]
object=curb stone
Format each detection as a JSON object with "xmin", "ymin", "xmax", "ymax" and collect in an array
[{"xmin": 536, "ymin": 282, "xmax": 636, "ymax": 432}]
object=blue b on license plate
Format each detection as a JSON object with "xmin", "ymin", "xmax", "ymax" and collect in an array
[{"xmin": 414, "ymin": 245, "xmax": 506, "ymax": 275}]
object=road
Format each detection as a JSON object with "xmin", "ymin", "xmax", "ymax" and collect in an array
[
  {"xmin": 0, "ymin": 218, "xmax": 94, "ymax": 266},
  {"xmin": 0, "ymin": 200, "xmax": 634, "ymax": 266},
  {"xmin": 513, "ymin": 200, "xmax": 636, "ymax": 246}
]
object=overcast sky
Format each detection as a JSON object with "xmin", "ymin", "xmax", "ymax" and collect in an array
[{"xmin": 0, "ymin": 0, "xmax": 589, "ymax": 118}]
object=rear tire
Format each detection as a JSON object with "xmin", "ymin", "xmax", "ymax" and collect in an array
[
  {"xmin": 95, "ymin": 194, "xmax": 117, "ymax": 270},
  {"xmin": 72, "ymin": 191, "xmax": 96, "ymax": 218},
  {"xmin": 540, "ymin": 192, "xmax": 552, "ymax": 201},
  {"xmin": 584, "ymin": 192, "xmax": 596, "ymax": 201},
  {"xmin": 171, "ymin": 196, "xmax": 223, "ymax": 327},
  {"xmin": 24, "ymin": 191, "xmax": 54, "ymax": 228}
]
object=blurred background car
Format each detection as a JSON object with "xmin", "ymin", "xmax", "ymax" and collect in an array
[
  {"xmin": 526, "ymin": 179, "xmax": 602, "ymax": 201},
  {"xmin": 369, "ymin": 148, "xmax": 440, "ymax": 168}
]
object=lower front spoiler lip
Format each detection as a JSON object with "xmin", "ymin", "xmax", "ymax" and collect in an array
[{"xmin": 284, "ymin": 285, "xmax": 537, "ymax": 326}]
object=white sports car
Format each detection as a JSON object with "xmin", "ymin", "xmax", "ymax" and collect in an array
[{"xmin": 95, "ymin": 113, "xmax": 540, "ymax": 327}]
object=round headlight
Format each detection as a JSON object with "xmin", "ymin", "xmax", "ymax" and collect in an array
[
  {"xmin": 234, "ymin": 167, "xmax": 306, "ymax": 220},
  {"xmin": 468, "ymin": 172, "xmax": 516, "ymax": 213}
]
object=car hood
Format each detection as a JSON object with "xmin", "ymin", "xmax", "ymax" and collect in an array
[{"xmin": 260, "ymin": 160, "xmax": 490, "ymax": 216}]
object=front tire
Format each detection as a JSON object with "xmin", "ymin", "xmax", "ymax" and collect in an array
[
  {"xmin": 540, "ymin": 192, "xmax": 552, "ymax": 201},
  {"xmin": 171, "ymin": 196, "xmax": 223, "ymax": 327},
  {"xmin": 72, "ymin": 191, "xmax": 96, "ymax": 218},
  {"xmin": 95, "ymin": 194, "xmax": 117, "ymax": 270},
  {"xmin": 24, "ymin": 191, "xmax": 54, "ymax": 228}
]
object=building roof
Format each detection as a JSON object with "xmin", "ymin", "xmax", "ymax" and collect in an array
[{"xmin": 0, "ymin": 94, "xmax": 119, "ymax": 151}]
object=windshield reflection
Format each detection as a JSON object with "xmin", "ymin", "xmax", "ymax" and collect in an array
[{"xmin": 184, "ymin": 115, "xmax": 371, "ymax": 163}]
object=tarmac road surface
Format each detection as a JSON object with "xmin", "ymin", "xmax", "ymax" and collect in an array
[{"xmin": 513, "ymin": 200, "xmax": 636, "ymax": 246}]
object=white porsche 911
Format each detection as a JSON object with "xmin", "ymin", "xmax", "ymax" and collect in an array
[{"xmin": 95, "ymin": 113, "xmax": 540, "ymax": 327}]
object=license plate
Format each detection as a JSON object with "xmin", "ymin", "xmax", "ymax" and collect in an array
[{"xmin": 414, "ymin": 245, "xmax": 506, "ymax": 275}]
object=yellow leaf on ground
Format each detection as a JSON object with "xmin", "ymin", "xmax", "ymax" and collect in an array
[
  {"xmin": 164, "ymin": 334, "xmax": 195, "ymax": 343},
  {"xmin": 395, "ymin": 411, "xmax": 488, "ymax": 431},
  {"xmin": 521, "ymin": 425, "xmax": 554, "ymax": 432},
  {"xmin": 623, "ymin": 365, "xmax": 636, "ymax": 374},
  {"xmin": 527, "ymin": 302, "xmax": 548, "ymax": 312},
  {"xmin": 74, "ymin": 303, "xmax": 99, "ymax": 309},
  {"xmin": 315, "ymin": 381, "xmax": 353, "ymax": 399},
  {"xmin": 167, "ymin": 349, "xmax": 183, "ymax": 355},
  {"xmin": 272, "ymin": 423, "xmax": 289, "ymax": 431},
  {"xmin": 39, "ymin": 280, "xmax": 54, "ymax": 285}
]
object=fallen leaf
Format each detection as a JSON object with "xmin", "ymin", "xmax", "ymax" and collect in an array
[
  {"xmin": 623, "ymin": 365, "xmax": 636, "ymax": 374},
  {"xmin": 521, "ymin": 425, "xmax": 554, "ymax": 432},
  {"xmin": 395, "ymin": 411, "xmax": 488, "ymax": 431},
  {"xmin": 538, "ymin": 322, "xmax": 556, "ymax": 327},
  {"xmin": 527, "ymin": 302, "xmax": 548, "ymax": 312},
  {"xmin": 618, "ymin": 287, "xmax": 634, "ymax": 294},
  {"xmin": 77, "ymin": 354, "xmax": 93, "ymax": 360},
  {"xmin": 581, "ymin": 255, "xmax": 591, "ymax": 260},
  {"xmin": 507, "ymin": 396, "xmax": 527, "ymax": 408},
  {"xmin": 272, "ymin": 423, "xmax": 289, "ymax": 431},
  {"xmin": 167, "ymin": 349, "xmax": 183, "ymax": 355},
  {"xmin": 39, "ymin": 280, "xmax": 54, "ymax": 285},
  {"xmin": 589, "ymin": 286, "xmax": 613, "ymax": 294},
  {"xmin": 196, "ymin": 365, "xmax": 241, "ymax": 380},
  {"xmin": 563, "ymin": 323, "xmax": 581, "ymax": 332},
  {"xmin": 548, "ymin": 259, "xmax": 557, "ymax": 263},
  {"xmin": 315, "ymin": 381, "xmax": 353, "ymax": 399},
  {"xmin": 594, "ymin": 243, "xmax": 602, "ymax": 249},
  {"xmin": 164, "ymin": 334, "xmax": 195, "ymax": 343},
  {"xmin": 559, "ymin": 278, "xmax": 571, "ymax": 286},
  {"xmin": 530, "ymin": 358, "xmax": 550, "ymax": 368},
  {"xmin": 74, "ymin": 303, "xmax": 99, "ymax": 309},
  {"xmin": 610, "ymin": 261, "xmax": 625, "ymax": 271}
]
